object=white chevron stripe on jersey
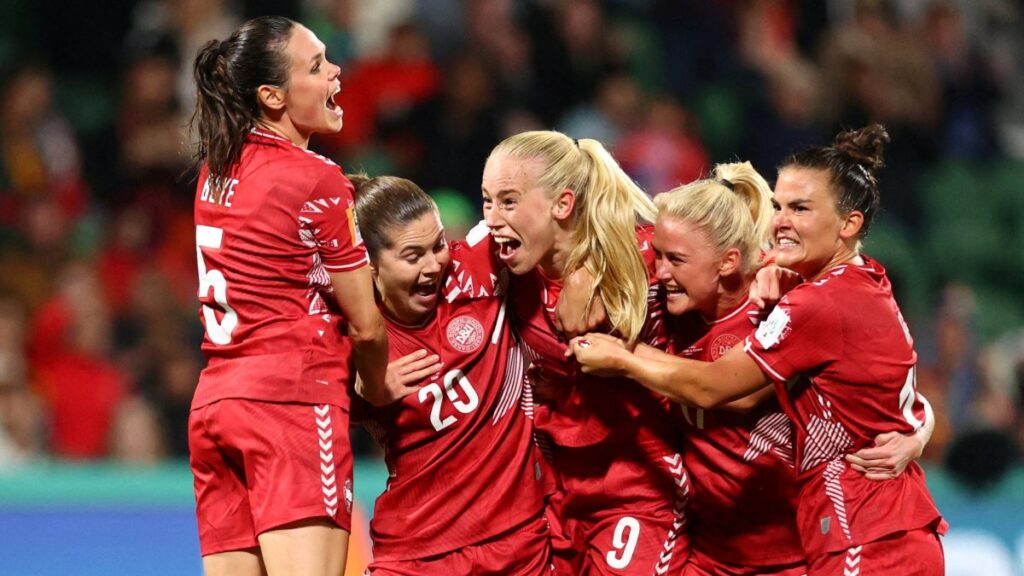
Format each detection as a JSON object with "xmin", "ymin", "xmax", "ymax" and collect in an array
[
  {"xmin": 306, "ymin": 253, "xmax": 331, "ymax": 286},
  {"xmin": 307, "ymin": 290, "xmax": 329, "ymax": 316},
  {"xmin": 298, "ymin": 222, "xmax": 318, "ymax": 246},
  {"xmin": 520, "ymin": 339, "xmax": 541, "ymax": 364},
  {"xmin": 520, "ymin": 368, "xmax": 536, "ymax": 421},
  {"xmin": 493, "ymin": 343, "xmax": 525, "ymax": 424},
  {"xmin": 464, "ymin": 220, "xmax": 490, "ymax": 246},
  {"xmin": 298, "ymin": 217, "xmax": 333, "ymax": 316},
  {"xmin": 801, "ymin": 414, "xmax": 853, "ymax": 472},
  {"xmin": 517, "ymin": 338, "xmax": 548, "ymax": 460},
  {"xmin": 653, "ymin": 452, "xmax": 689, "ymax": 576},
  {"xmin": 315, "ymin": 404, "xmax": 339, "ymax": 516},
  {"xmin": 300, "ymin": 201, "xmax": 325, "ymax": 214},
  {"xmin": 843, "ymin": 545, "xmax": 863, "ymax": 576},
  {"xmin": 744, "ymin": 411, "xmax": 795, "ymax": 466},
  {"xmin": 518, "ymin": 339, "xmax": 541, "ymax": 422},
  {"xmin": 823, "ymin": 458, "xmax": 853, "ymax": 541}
]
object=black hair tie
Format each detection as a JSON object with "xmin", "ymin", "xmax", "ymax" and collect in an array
[{"xmin": 717, "ymin": 178, "xmax": 735, "ymax": 191}]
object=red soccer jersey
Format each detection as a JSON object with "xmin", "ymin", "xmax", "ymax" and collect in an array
[
  {"xmin": 511, "ymin": 227, "xmax": 685, "ymax": 541},
  {"xmin": 670, "ymin": 300, "xmax": 805, "ymax": 568},
  {"xmin": 192, "ymin": 130, "xmax": 368, "ymax": 408},
  {"xmin": 357, "ymin": 229, "xmax": 547, "ymax": 561},
  {"xmin": 743, "ymin": 257, "xmax": 945, "ymax": 561}
]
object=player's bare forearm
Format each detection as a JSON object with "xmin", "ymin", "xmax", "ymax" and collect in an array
[
  {"xmin": 571, "ymin": 334, "xmax": 770, "ymax": 408},
  {"xmin": 718, "ymin": 384, "xmax": 774, "ymax": 412},
  {"xmin": 329, "ymin": 267, "xmax": 392, "ymax": 405},
  {"xmin": 618, "ymin": 352, "xmax": 708, "ymax": 405},
  {"xmin": 634, "ymin": 343, "xmax": 676, "ymax": 361},
  {"xmin": 618, "ymin": 343, "xmax": 771, "ymax": 409},
  {"xmin": 578, "ymin": 344, "xmax": 715, "ymax": 408},
  {"xmin": 351, "ymin": 321, "xmax": 391, "ymax": 405}
]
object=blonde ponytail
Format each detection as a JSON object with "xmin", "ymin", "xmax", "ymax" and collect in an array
[{"xmin": 564, "ymin": 139, "xmax": 655, "ymax": 344}]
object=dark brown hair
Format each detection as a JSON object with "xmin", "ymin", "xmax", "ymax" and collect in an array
[
  {"xmin": 780, "ymin": 124, "xmax": 890, "ymax": 236},
  {"xmin": 350, "ymin": 175, "xmax": 437, "ymax": 260},
  {"xmin": 190, "ymin": 16, "xmax": 296, "ymax": 201}
]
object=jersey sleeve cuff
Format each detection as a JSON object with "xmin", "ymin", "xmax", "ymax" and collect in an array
[
  {"xmin": 322, "ymin": 254, "xmax": 369, "ymax": 272},
  {"xmin": 743, "ymin": 338, "xmax": 789, "ymax": 383}
]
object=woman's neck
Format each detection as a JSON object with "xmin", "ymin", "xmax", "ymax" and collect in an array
[
  {"xmin": 807, "ymin": 243, "xmax": 862, "ymax": 283},
  {"xmin": 256, "ymin": 118, "xmax": 309, "ymax": 149},
  {"xmin": 382, "ymin": 302, "xmax": 434, "ymax": 329},
  {"xmin": 538, "ymin": 224, "xmax": 574, "ymax": 280},
  {"xmin": 697, "ymin": 274, "xmax": 752, "ymax": 322}
]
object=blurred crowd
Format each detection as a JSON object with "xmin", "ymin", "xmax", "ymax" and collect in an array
[{"xmin": 0, "ymin": 0, "xmax": 1022, "ymax": 491}]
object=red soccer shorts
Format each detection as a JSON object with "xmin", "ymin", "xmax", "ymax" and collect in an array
[
  {"xmin": 544, "ymin": 489, "xmax": 579, "ymax": 575},
  {"xmin": 810, "ymin": 527, "xmax": 944, "ymax": 575},
  {"xmin": 682, "ymin": 547, "xmax": 807, "ymax": 576},
  {"xmin": 189, "ymin": 399, "xmax": 353, "ymax": 556},
  {"xmin": 366, "ymin": 512, "xmax": 553, "ymax": 575},
  {"xmin": 577, "ymin": 512, "xmax": 690, "ymax": 576}
]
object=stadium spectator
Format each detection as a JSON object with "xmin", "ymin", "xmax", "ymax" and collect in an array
[
  {"xmin": 0, "ymin": 63, "xmax": 89, "ymax": 249},
  {"xmin": 405, "ymin": 51, "xmax": 502, "ymax": 202},
  {"xmin": 30, "ymin": 261, "xmax": 126, "ymax": 459},
  {"xmin": 116, "ymin": 51, "xmax": 189, "ymax": 187},
  {"xmin": 0, "ymin": 297, "xmax": 44, "ymax": 467},
  {"xmin": 558, "ymin": 71, "xmax": 645, "ymax": 151},
  {"xmin": 616, "ymin": 96, "xmax": 709, "ymax": 194},
  {"xmin": 325, "ymin": 21, "xmax": 440, "ymax": 153}
]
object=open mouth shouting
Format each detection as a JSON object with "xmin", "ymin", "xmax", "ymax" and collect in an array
[
  {"xmin": 326, "ymin": 87, "xmax": 342, "ymax": 118},
  {"xmin": 493, "ymin": 235, "xmax": 522, "ymax": 262},
  {"xmin": 411, "ymin": 278, "xmax": 436, "ymax": 295},
  {"xmin": 411, "ymin": 278, "xmax": 440, "ymax": 305}
]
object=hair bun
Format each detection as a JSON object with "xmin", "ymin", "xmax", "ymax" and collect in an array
[
  {"xmin": 833, "ymin": 124, "xmax": 890, "ymax": 172},
  {"xmin": 347, "ymin": 172, "xmax": 372, "ymax": 197}
]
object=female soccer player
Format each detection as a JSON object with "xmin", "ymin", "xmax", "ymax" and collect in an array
[
  {"xmin": 574, "ymin": 160, "xmax": 934, "ymax": 574},
  {"xmin": 480, "ymin": 131, "xmax": 687, "ymax": 575},
  {"xmin": 188, "ymin": 17, "xmax": 389, "ymax": 576},
  {"xmin": 572, "ymin": 125, "xmax": 947, "ymax": 574},
  {"xmin": 652, "ymin": 162, "xmax": 808, "ymax": 575},
  {"xmin": 351, "ymin": 175, "xmax": 551, "ymax": 575}
]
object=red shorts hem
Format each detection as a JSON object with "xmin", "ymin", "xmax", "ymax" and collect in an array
[
  {"xmin": 200, "ymin": 536, "xmax": 260, "ymax": 557},
  {"xmin": 257, "ymin": 504, "xmax": 353, "ymax": 536},
  {"xmin": 809, "ymin": 527, "xmax": 944, "ymax": 575},
  {"xmin": 367, "ymin": 513, "xmax": 551, "ymax": 576}
]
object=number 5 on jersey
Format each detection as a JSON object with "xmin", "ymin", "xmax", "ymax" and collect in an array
[{"xmin": 196, "ymin": 225, "xmax": 238, "ymax": 345}]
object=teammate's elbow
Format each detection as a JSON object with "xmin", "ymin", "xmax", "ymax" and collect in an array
[{"xmin": 347, "ymin": 315, "xmax": 386, "ymax": 346}]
